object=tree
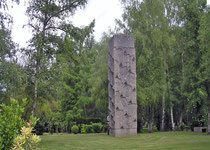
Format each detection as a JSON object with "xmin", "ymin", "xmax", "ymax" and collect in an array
[
  {"xmin": 89, "ymin": 33, "xmax": 110, "ymax": 121},
  {"xmin": 179, "ymin": 0, "xmax": 207, "ymax": 126},
  {"xmin": 0, "ymin": 0, "xmax": 26, "ymax": 104},
  {"xmin": 25, "ymin": 0, "xmax": 90, "ymax": 115},
  {"xmin": 119, "ymin": 0, "xmax": 169, "ymax": 132},
  {"xmin": 198, "ymin": 6, "xmax": 210, "ymax": 134}
]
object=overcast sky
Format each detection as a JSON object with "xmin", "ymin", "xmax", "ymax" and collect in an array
[
  {"xmin": 9, "ymin": 0, "xmax": 123, "ymax": 47},
  {"xmin": 9, "ymin": 0, "xmax": 210, "ymax": 48}
]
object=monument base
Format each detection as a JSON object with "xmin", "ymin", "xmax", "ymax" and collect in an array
[{"xmin": 109, "ymin": 128, "xmax": 137, "ymax": 137}]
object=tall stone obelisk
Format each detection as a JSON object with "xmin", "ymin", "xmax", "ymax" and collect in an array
[{"xmin": 107, "ymin": 34, "xmax": 137, "ymax": 137}]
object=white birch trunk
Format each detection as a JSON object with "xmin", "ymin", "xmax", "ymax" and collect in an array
[
  {"xmin": 170, "ymin": 105, "xmax": 175, "ymax": 131},
  {"xmin": 161, "ymin": 95, "xmax": 165, "ymax": 131}
]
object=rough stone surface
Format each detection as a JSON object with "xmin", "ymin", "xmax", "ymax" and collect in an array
[
  {"xmin": 194, "ymin": 127, "xmax": 207, "ymax": 132},
  {"xmin": 107, "ymin": 34, "xmax": 137, "ymax": 137}
]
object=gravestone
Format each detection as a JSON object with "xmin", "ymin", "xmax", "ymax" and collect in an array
[{"xmin": 107, "ymin": 34, "xmax": 137, "ymax": 137}]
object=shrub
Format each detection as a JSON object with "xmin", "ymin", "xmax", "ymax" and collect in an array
[
  {"xmin": 74, "ymin": 118, "xmax": 102, "ymax": 125},
  {"xmin": 86, "ymin": 125, "xmax": 93, "ymax": 133},
  {"xmin": 180, "ymin": 123, "xmax": 185, "ymax": 131},
  {"xmin": 153, "ymin": 126, "xmax": 158, "ymax": 132},
  {"xmin": 71, "ymin": 125, "xmax": 79, "ymax": 134},
  {"xmin": 81, "ymin": 124, "xmax": 87, "ymax": 133},
  {"xmin": 12, "ymin": 121, "xmax": 41, "ymax": 150},
  {"xmin": 49, "ymin": 128, "xmax": 54, "ymax": 134},
  {"xmin": 185, "ymin": 125, "xmax": 191, "ymax": 131},
  {"xmin": 81, "ymin": 124, "xmax": 93, "ymax": 133},
  {"xmin": 34, "ymin": 121, "xmax": 45, "ymax": 135},
  {"xmin": 0, "ymin": 99, "xmax": 26, "ymax": 150},
  {"xmin": 91, "ymin": 123, "xmax": 103, "ymax": 133}
]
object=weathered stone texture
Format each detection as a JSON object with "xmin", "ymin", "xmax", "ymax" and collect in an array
[
  {"xmin": 194, "ymin": 127, "xmax": 207, "ymax": 132},
  {"xmin": 107, "ymin": 34, "xmax": 137, "ymax": 137}
]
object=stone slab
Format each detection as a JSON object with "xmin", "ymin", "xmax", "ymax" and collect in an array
[{"xmin": 194, "ymin": 127, "xmax": 207, "ymax": 132}]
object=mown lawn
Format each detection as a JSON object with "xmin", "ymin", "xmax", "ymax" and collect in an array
[{"xmin": 40, "ymin": 132, "xmax": 210, "ymax": 150}]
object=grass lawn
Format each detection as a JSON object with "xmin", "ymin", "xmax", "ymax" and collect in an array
[{"xmin": 40, "ymin": 132, "xmax": 210, "ymax": 150}]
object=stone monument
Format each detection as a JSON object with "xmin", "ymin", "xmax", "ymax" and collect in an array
[{"xmin": 107, "ymin": 34, "xmax": 137, "ymax": 137}]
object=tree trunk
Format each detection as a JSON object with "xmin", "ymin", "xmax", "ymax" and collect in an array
[
  {"xmin": 178, "ymin": 112, "xmax": 183, "ymax": 129},
  {"xmin": 166, "ymin": 57, "xmax": 175, "ymax": 131},
  {"xmin": 31, "ymin": 18, "xmax": 47, "ymax": 115},
  {"xmin": 205, "ymin": 82, "xmax": 210, "ymax": 134},
  {"xmin": 160, "ymin": 95, "xmax": 165, "ymax": 131},
  {"xmin": 179, "ymin": 49, "xmax": 184, "ymax": 130},
  {"xmin": 148, "ymin": 106, "xmax": 154, "ymax": 133},
  {"xmin": 56, "ymin": 127, "xmax": 59, "ymax": 133},
  {"xmin": 31, "ymin": 76, "xmax": 38, "ymax": 115},
  {"xmin": 170, "ymin": 104, "xmax": 175, "ymax": 131},
  {"xmin": 208, "ymin": 112, "xmax": 210, "ymax": 134},
  {"xmin": 148, "ymin": 121, "xmax": 153, "ymax": 133}
]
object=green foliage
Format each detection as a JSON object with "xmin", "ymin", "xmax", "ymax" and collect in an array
[
  {"xmin": 198, "ymin": 7, "xmax": 210, "ymax": 114},
  {"xmin": 180, "ymin": 123, "xmax": 186, "ymax": 131},
  {"xmin": 0, "ymin": 29, "xmax": 27, "ymax": 104},
  {"xmin": 74, "ymin": 118, "xmax": 102, "ymax": 124},
  {"xmin": 0, "ymin": 99, "xmax": 27, "ymax": 150},
  {"xmin": 119, "ymin": 0, "xmax": 171, "ymax": 130},
  {"xmin": 34, "ymin": 121, "xmax": 45, "ymax": 135},
  {"xmin": 12, "ymin": 120, "xmax": 41, "ymax": 150},
  {"xmin": 49, "ymin": 128, "xmax": 54, "ymax": 134},
  {"xmin": 117, "ymin": 0, "xmax": 209, "ymax": 131},
  {"xmin": 89, "ymin": 34, "xmax": 110, "ymax": 121},
  {"xmin": 91, "ymin": 123, "xmax": 103, "ymax": 133},
  {"xmin": 85, "ymin": 124, "xmax": 93, "ymax": 133},
  {"xmin": 81, "ymin": 124, "xmax": 93, "ymax": 133},
  {"xmin": 71, "ymin": 125, "xmax": 79, "ymax": 134},
  {"xmin": 25, "ymin": 0, "xmax": 93, "ymax": 115},
  {"xmin": 0, "ymin": 0, "xmax": 209, "ymax": 135},
  {"xmin": 190, "ymin": 120, "xmax": 204, "ymax": 131},
  {"xmin": 81, "ymin": 123, "xmax": 103, "ymax": 133}
]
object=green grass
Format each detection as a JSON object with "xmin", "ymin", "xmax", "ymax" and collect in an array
[{"xmin": 40, "ymin": 132, "xmax": 210, "ymax": 150}]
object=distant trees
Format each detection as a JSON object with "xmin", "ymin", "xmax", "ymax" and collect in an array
[
  {"xmin": 0, "ymin": 0, "xmax": 27, "ymax": 104},
  {"xmin": 89, "ymin": 34, "xmax": 110, "ymax": 121},
  {"xmin": 117, "ymin": 0, "xmax": 209, "ymax": 133},
  {"xmin": 24, "ymin": 0, "xmax": 92, "ymax": 115},
  {"xmin": 198, "ymin": 6, "xmax": 210, "ymax": 134},
  {"xmin": 0, "ymin": 0, "xmax": 210, "ymax": 134}
]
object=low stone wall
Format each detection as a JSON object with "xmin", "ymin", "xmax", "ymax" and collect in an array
[{"xmin": 194, "ymin": 127, "xmax": 207, "ymax": 133}]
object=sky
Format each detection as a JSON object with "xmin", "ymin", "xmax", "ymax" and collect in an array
[
  {"xmin": 8, "ymin": 0, "xmax": 210, "ymax": 48},
  {"xmin": 9, "ymin": 0, "xmax": 123, "ymax": 47}
]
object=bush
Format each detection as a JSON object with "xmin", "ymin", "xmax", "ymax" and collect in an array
[
  {"xmin": 74, "ymin": 118, "xmax": 102, "ymax": 124},
  {"xmin": 185, "ymin": 125, "xmax": 191, "ymax": 131},
  {"xmin": 49, "ymin": 128, "xmax": 54, "ymax": 134},
  {"xmin": 0, "ymin": 99, "xmax": 26, "ymax": 150},
  {"xmin": 91, "ymin": 123, "xmax": 103, "ymax": 133},
  {"xmin": 71, "ymin": 125, "xmax": 79, "ymax": 134},
  {"xmin": 86, "ymin": 125, "xmax": 93, "ymax": 133},
  {"xmin": 12, "ymin": 120, "xmax": 41, "ymax": 150},
  {"xmin": 81, "ymin": 124, "xmax": 93, "ymax": 133},
  {"xmin": 81, "ymin": 124, "xmax": 87, "ymax": 134},
  {"xmin": 180, "ymin": 123, "xmax": 185, "ymax": 131},
  {"xmin": 34, "ymin": 121, "xmax": 45, "ymax": 135}
]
